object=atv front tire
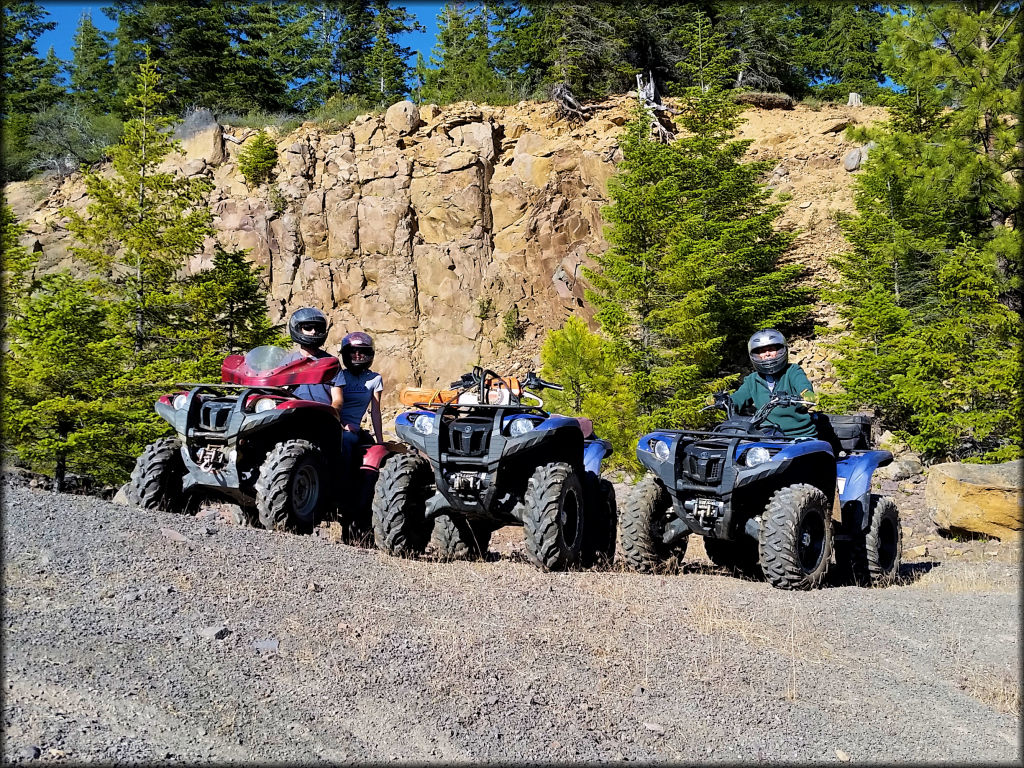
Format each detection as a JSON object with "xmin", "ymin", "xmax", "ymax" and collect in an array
[
  {"xmin": 846, "ymin": 494, "xmax": 902, "ymax": 587},
  {"xmin": 619, "ymin": 474, "xmax": 687, "ymax": 572},
  {"xmin": 255, "ymin": 439, "xmax": 326, "ymax": 533},
  {"xmin": 759, "ymin": 483, "xmax": 833, "ymax": 590},
  {"xmin": 521, "ymin": 462, "xmax": 584, "ymax": 571},
  {"xmin": 430, "ymin": 514, "xmax": 492, "ymax": 561},
  {"xmin": 371, "ymin": 453, "xmax": 432, "ymax": 557},
  {"xmin": 580, "ymin": 477, "xmax": 617, "ymax": 568},
  {"xmin": 128, "ymin": 437, "xmax": 190, "ymax": 513}
]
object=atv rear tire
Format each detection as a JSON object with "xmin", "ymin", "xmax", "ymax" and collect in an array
[
  {"xmin": 846, "ymin": 495, "xmax": 902, "ymax": 587},
  {"xmin": 619, "ymin": 475, "xmax": 686, "ymax": 572},
  {"xmin": 521, "ymin": 462, "xmax": 584, "ymax": 571},
  {"xmin": 128, "ymin": 437, "xmax": 190, "ymax": 513},
  {"xmin": 371, "ymin": 453, "xmax": 432, "ymax": 557},
  {"xmin": 759, "ymin": 483, "xmax": 833, "ymax": 590},
  {"xmin": 255, "ymin": 440, "xmax": 326, "ymax": 533},
  {"xmin": 703, "ymin": 536, "xmax": 762, "ymax": 579},
  {"xmin": 580, "ymin": 477, "xmax": 617, "ymax": 568},
  {"xmin": 430, "ymin": 514, "xmax": 491, "ymax": 561}
]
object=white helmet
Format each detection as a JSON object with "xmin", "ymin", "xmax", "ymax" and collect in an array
[{"xmin": 747, "ymin": 328, "xmax": 788, "ymax": 376}]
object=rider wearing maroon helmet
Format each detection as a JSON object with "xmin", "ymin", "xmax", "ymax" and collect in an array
[{"xmin": 331, "ymin": 332, "xmax": 384, "ymax": 464}]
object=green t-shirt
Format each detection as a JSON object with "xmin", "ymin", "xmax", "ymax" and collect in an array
[{"xmin": 731, "ymin": 364, "xmax": 815, "ymax": 437}]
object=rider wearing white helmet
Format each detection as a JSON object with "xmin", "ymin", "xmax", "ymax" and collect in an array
[{"xmin": 731, "ymin": 328, "xmax": 816, "ymax": 437}]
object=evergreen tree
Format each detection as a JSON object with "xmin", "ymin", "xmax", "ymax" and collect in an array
[
  {"xmin": 422, "ymin": 2, "xmax": 500, "ymax": 104},
  {"xmin": 825, "ymin": 1, "xmax": 1021, "ymax": 461},
  {"xmin": 179, "ymin": 247, "xmax": 286, "ymax": 375},
  {"xmin": 0, "ymin": 272, "xmax": 133, "ymax": 489},
  {"xmin": 539, "ymin": 317, "xmax": 642, "ymax": 476},
  {"xmin": 586, "ymin": 9, "xmax": 809, "ymax": 430},
  {"xmin": 364, "ymin": 0, "xmax": 423, "ymax": 106},
  {"xmin": 716, "ymin": 2, "xmax": 808, "ymax": 96},
  {"xmin": 1, "ymin": 2, "xmax": 63, "ymax": 180},
  {"xmin": 63, "ymin": 51, "xmax": 215, "ymax": 359},
  {"xmin": 795, "ymin": 2, "xmax": 886, "ymax": 102},
  {"xmin": 68, "ymin": 11, "xmax": 117, "ymax": 112}
]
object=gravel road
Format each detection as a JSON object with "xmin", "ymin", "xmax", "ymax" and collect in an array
[{"xmin": 2, "ymin": 482, "xmax": 1020, "ymax": 764}]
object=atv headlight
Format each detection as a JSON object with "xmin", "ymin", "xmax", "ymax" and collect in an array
[
  {"xmin": 743, "ymin": 446, "xmax": 772, "ymax": 467},
  {"xmin": 254, "ymin": 397, "xmax": 278, "ymax": 413},
  {"xmin": 412, "ymin": 413, "xmax": 435, "ymax": 436},
  {"xmin": 651, "ymin": 439, "xmax": 671, "ymax": 462},
  {"xmin": 508, "ymin": 418, "xmax": 537, "ymax": 437},
  {"xmin": 173, "ymin": 394, "xmax": 188, "ymax": 410}
]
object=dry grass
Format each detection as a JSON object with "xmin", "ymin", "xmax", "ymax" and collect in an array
[
  {"xmin": 911, "ymin": 562, "xmax": 1020, "ymax": 593},
  {"xmin": 959, "ymin": 669, "xmax": 1022, "ymax": 716}
]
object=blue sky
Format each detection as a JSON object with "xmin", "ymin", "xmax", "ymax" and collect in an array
[{"xmin": 38, "ymin": 1, "xmax": 445, "ymax": 66}]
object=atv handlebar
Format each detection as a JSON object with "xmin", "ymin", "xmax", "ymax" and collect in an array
[{"xmin": 750, "ymin": 393, "xmax": 815, "ymax": 428}]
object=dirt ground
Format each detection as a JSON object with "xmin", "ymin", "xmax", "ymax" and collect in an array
[{"xmin": 2, "ymin": 476, "xmax": 1019, "ymax": 764}]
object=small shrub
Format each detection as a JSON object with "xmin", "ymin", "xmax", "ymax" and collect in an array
[
  {"xmin": 503, "ymin": 306, "xmax": 525, "ymax": 346},
  {"xmin": 238, "ymin": 130, "xmax": 278, "ymax": 187},
  {"xmin": 731, "ymin": 91, "xmax": 794, "ymax": 110},
  {"xmin": 218, "ymin": 109, "xmax": 303, "ymax": 133},
  {"xmin": 476, "ymin": 297, "xmax": 493, "ymax": 320},
  {"xmin": 800, "ymin": 97, "xmax": 825, "ymax": 112},
  {"xmin": 776, "ymin": 191, "xmax": 793, "ymax": 202},
  {"xmin": 309, "ymin": 94, "xmax": 378, "ymax": 128},
  {"xmin": 268, "ymin": 186, "xmax": 287, "ymax": 216}
]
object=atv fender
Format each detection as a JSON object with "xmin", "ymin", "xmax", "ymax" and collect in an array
[
  {"xmin": 837, "ymin": 449, "xmax": 893, "ymax": 531},
  {"xmin": 361, "ymin": 443, "xmax": 389, "ymax": 471},
  {"xmin": 583, "ymin": 438, "xmax": 612, "ymax": 475}
]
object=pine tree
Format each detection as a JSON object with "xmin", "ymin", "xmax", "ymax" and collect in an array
[
  {"xmin": 68, "ymin": 11, "xmax": 117, "ymax": 112},
  {"xmin": 180, "ymin": 247, "xmax": 285, "ymax": 376},
  {"xmin": 585, "ymin": 8, "xmax": 810, "ymax": 431},
  {"xmin": 1, "ymin": 2, "xmax": 63, "ymax": 180},
  {"xmin": 364, "ymin": 1, "xmax": 423, "ymax": 107},
  {"xmin": 0, "ymin": 272, "xmax": 133, "ymax": 489},
  {"xmin": 63, "ymin": 51, "xmax": 215, "ymax": 359},
  {"xmin": 422, "ymin": 2, "xmax": 500, "ymax": 104},
  {"xmin": 539, "ymin": 317, "xmax": 642, "ymax": 476},
  {"xmin": 824, "ymin": 1, "xmax": 1022, "ymax": 461},
  {"xmin": 795, "ymin": 2, "xmax": 886, "ymax": 102},
  {"xmin": 716, "ymin": 2, "xmax": 807, "ymax": 96}
]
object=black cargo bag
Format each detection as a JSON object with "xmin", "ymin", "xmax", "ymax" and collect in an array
[{"xmin": 815, "ymin": 413, "xmax": 872, "ymax": 452}]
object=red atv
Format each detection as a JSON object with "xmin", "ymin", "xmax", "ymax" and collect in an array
[{"xmin": 126, "ymin": 345, "xmax": 388, "ymax": 535}]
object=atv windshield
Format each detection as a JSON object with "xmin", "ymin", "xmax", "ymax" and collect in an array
[{"xmin": 243, "ymin": 345, "xmax": 294, "ymax": 374}]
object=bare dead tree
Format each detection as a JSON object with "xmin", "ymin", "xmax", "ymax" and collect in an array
[
  {"xmin": 636, "ymin": 71, "xmax": 675, "ymax": 142},
  {"xmin": 551, "ymin": 83, "xmax": 592, "ymax": 125}
]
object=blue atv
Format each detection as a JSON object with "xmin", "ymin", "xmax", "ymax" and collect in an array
[
  {"xmin": 621, "ymin": 391, "xmax": 902, "ymax": 589},
  {"xmin": 371, "ymin": 366, "xmax": 616, "ymax": 571}
]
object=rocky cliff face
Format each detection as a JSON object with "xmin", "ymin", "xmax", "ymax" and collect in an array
[{"xmin": 6, "ymin": 96, "xmax": 887, "ymax": 409}]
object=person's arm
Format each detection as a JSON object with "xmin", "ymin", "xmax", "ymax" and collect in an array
[
  {"xmin": 792, "ymin": 366, "xmax": 815, "ymax": 403},
  {"xmin": 369, "ymin": 390, "xmax": 383, "ymax": 443},
  {"xmin": 732, "ymin": 376, "xmax": 753, "ymax": 411},
  {"xmin": 331, "ymin": 385, "xmax": 345, "ymax": 420}
]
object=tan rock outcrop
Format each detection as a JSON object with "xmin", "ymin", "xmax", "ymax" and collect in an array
[
  {"xmin": 8, "ymin": 96, "xmax": 888, "ymax": 425},
  {"xmin": 926, "ymin": 461, "xmax": 1023, "ymax": 541}
]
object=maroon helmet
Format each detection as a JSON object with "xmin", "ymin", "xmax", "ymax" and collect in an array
[{"xmin": 341, "ymin": 331, "xmax": 374, "ymax": 374}]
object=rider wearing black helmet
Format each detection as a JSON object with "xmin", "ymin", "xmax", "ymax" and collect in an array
[
  {"xmin": 331, "ymin": 332, "xmax": 384, "ymax": 459},
  {"xmin": 731, "ymin": 328, "xmax": 816, "ymax": 437},
  {"xmin": 285, "ymin": 307, "xmax": 336, "ymax": 404}
]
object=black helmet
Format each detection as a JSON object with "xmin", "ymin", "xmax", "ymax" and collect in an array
[
  {"xmin": 288, "ymin": 307, "xmax": 328, "ymax": 348},
  {"xmin": 747, "ymin": 328, "xmax": 789, "ymax": 376},
  {"xmin": 341, "ymin": 331, "xmax": 374, "ymax": 374}
]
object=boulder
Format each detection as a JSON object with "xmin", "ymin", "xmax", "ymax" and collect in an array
[
  {"xmin": 926, "ymin": 460, "xmax": 1023, "ymax": 541},
  {"xmin": 385, "ymin": 100, "xmax": 422, "ymax": 136},
  {"xmin": 876, "ymin": 453, "xmax": 923, "ymax": 481}
]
